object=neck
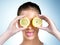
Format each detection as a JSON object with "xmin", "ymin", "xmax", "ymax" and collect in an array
[{"xmin": 21, "ymin": 36, "xmax": 43, "ymax": 45}]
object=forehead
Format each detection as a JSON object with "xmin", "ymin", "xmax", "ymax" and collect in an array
[{"xmin": 20, "ymin": 9, "xmax": 39, "ymax": 20}]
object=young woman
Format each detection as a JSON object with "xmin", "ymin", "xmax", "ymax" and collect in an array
[{"xmin": 0, "ymin": 2, "xmax": 60, "ymax": 45}]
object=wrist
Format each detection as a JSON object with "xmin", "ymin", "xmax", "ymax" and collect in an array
[
  {"xmin": 53, "ymin": 29, "xmax": 60, "ymax": 40},
  {"xmin": 6, "ymin": 29, "xmax": 14, "ymax": 37}
]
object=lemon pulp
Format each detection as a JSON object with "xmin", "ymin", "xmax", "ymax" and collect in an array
[
  {"xmin": 32, "ymin": 17, "xmax": 42, "ymax": 27},
  {"xmin": 20, "ymin": 17, "xmax": 30, "ymax": 28}
]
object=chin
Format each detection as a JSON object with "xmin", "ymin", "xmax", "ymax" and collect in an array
[
  {"xmin": 26, "ymin": 36, "xmax": 35, "ymax": 40},
  {"xmin": 23, "ymin": 32, "xmax": 36, "ymax": 40}
]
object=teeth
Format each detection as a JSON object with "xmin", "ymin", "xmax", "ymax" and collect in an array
[{"xmin": 32, "ymin": 17, "xmax": 42, "ymax": 27}]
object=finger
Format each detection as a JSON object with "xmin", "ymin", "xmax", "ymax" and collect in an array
[
  {"xmin": 38, "ymin": 14, "xmax": 50, "ymax": 22},
  {"xmin": 14, "ymin": 15, "xmax": 25, "ymax": 22},
  {"xmin": 37, "ymin": 26, "xmax": 47, "ymax": 30},
  {"xmin": 38, "ymin": 14, "xmax": 53, "ymax": 25},
  {"xmin": 10, "ymin": 15, "xmax": 25, "ymax": 26},
  {"xmin": 18, "ymin": 27, "xmax": 26, "ymax": 31},
  {"xmin": 15, "ymin": 22, "xmax": 26, "ymax": 31}
]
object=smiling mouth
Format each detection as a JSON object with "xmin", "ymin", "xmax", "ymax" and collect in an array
[{"xmin": 26, "ymin": 32, "xmax": 34, "ymax": 37}]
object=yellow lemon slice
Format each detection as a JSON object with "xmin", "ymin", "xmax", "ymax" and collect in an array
[
  {"xmin": 20, "ymin": 17, "xmax": 30, "ymax": 28},
  {"xmin": 32, "ymin": 17, "xmax": 42, "ymax": 27}
]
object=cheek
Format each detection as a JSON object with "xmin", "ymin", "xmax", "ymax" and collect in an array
[
  {"xmin": 22, "ymin": 30, "xmax": 27, "ymax": 36},
  {"xmin": 35, "ymin": 28, "xmax": 39, "ymax": 34},
  {"xmin": 22, "ymin": 30, "xmax": 25, "ymax": 34},
  {"xmin": 34, "ymin": 27, "xmax": 39, "ymax": 31}
]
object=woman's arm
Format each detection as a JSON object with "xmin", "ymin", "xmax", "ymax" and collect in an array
[
  {"xmin": 0, "ymin": 15, "xmax": 26, "ymax": 45},
  {"xmin": 0, "ymin": 30, "xmax": 13, "ymax": 45},
  {"xmin": 38, "ymin": 15, "xmax": 60, "ymax": 40},
  {"xmin": 53, "ymin": 29, "xmax": 60, "ymax": 40}
]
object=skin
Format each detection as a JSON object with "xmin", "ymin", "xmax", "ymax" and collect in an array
[
  {"xmin": 19, "ymin": 9, "xmax": 43, "ymax": 45},
  {"xmin": 0, "ymin": 15, "xmax": 26, "ymax": 45},
  {"xmin": 0, "ymin": 8, "xmax": 60, "ymax": 45},
  {"xmin": 38, "ymin": 15, "xmax": 60, "ymax": 40}
]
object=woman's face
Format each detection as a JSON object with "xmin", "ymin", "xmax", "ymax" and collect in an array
[{"xmin": 20, "ymin": 8, "xmax": 39, "ymax": 40}]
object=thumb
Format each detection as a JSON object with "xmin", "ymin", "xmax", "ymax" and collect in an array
[
  {"xmin": 38, "ymin": 26, "xmax": 47, "ymax": 30},
  {"xmin": 18, "ymin": 27, "xmax": 26, "ymax": 31}
]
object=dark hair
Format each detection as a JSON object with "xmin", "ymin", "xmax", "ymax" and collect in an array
[{"xmin": 17, "ymin": 2, "xmax": 41, "ymax": 16}]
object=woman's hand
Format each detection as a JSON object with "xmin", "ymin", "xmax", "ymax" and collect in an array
[
  {"xmin": 0, "ymin": 15, "xmax": 26, "ymax": 45},
  {"xmin": 7, "ymin": 15, "xmax": 26, "ymax": 35},
  {"xmin": 38, "ymin": 15, "xmax": 60, "ymax": 40}
]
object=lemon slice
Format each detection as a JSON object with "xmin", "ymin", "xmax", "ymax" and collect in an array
[
  {"xmin": 20, "ymin": 17, "xmax": 30, "ymax": 28},
  {"xmin": 32, "ymin": 17, "xmax": 42, "ymax": 27}
]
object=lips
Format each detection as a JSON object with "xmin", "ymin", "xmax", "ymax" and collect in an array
[{"xmin": 26, "ymin": 32, "xmax": 34, "ymax": 37}]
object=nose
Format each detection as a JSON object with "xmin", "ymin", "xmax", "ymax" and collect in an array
[
  {"xmin": 27, "ymin": 25, "xmax": 34, "ymax": 30},
  {"xmin": 28, "ymin": 26, "xmax": 32, "ymax": 30}
]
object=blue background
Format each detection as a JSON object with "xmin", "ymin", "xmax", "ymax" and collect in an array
[{"xmin": 0, "ymin": 0, "xmax": 60, "ymax": 45}]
